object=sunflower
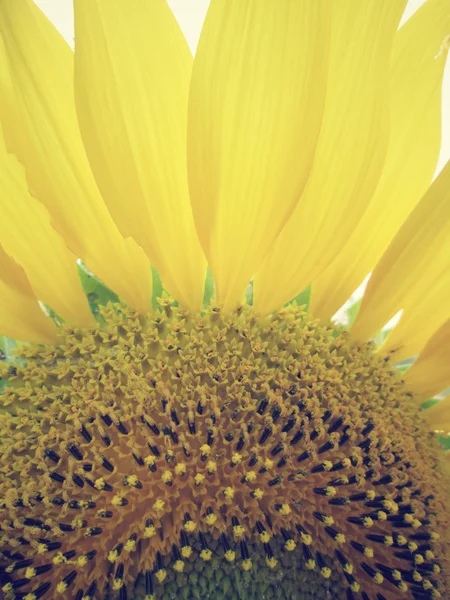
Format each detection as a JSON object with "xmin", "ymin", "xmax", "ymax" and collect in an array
[{"xmin": 0, "ymin": 0, "xmax": 449, "ymax": 599}]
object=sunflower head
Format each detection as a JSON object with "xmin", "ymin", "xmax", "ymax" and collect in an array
[{"xmin": 1, "ymin": 300, "xmax": 449, "ymax": 599}]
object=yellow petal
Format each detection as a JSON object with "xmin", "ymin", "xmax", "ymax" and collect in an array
[
  {"xmin": 0, "ymin": 137, "xmax": 93, "ymax": 326},
  {"xmin": 0, "ymin": 245, "xmax": 56, "ymax": 344},
  {"xmin": 73, "ymin": 0, "xmax": 206, "ymax": 310},
  {"xmin": 405, "ymin": 319, "xmax": 450, "ymax": 401},
  {"xmin": 0, "ymin": 0, "xmax": 151, "ymax": 313},
  {"xmin": 254, "ymin": 1, "xmax": 407, "ymax": 314},
  {"xmin": 379, "ymin": 278, "xmax": 450, "ymax": 362},
  {"xmin": 311, "ymin": 0, "xmax": 450, "ymax": 320},
  {"xmin": 351, "ymin": 161, "xmax": 450, "ymax": 356},
  {"xmin": 188, "ymin": 0, "xmax": 331, "ymax": 311}
]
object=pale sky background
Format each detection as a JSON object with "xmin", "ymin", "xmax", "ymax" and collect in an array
[{"xmin": 33, "ymin": 0, "xmax": 450, "ymax": 173}]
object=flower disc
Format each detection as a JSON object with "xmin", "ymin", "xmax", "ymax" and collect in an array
[{"xmin": 0, "ymin": 300, "xmax": 448, "ymax": 600}]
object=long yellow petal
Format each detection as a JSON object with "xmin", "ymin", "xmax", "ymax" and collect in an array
[
  {"xmin": 0, "ymin": 138, "xmax": 93, "ymax": 326},
  {"xmin": 311, "ymin": 0, "xmax": 450, "ymax": 320},
  {"xmin": 0, "ymin": 0, "xmax": 151, "ymax": 313},
  {"xmin": 0, "ymin": 246, "xmax": 56, "ymax": 344},
  {"xmin": 73, "ymin": 0, "xmax": 206, "ymax": 310},
  {"xmin": 405, "ymin": 319, "xmax": 450, "ymax": 401},
  {"xmin": 351, "ymin": 161, "xmax": 450, "ymax": 353},
  {"xmin": 379, "ymin": 278, "xmax": 450, "ymax": 362},
  {"xmin": 188, "ymin": 0, "xmax": 331, "ymax": 311},
  {"xmin": 254, "ymin": 1, "xmax": 407, "ymax": 314}
]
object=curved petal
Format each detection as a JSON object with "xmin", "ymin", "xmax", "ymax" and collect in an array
[
  {"xmin": 379, "ymin": 277, "xmax": 450, "ymax": 362},
  {"xmin": 311, "ymin": 0, "xmax": 450, "ymax": 320},
  {"xmin": 405, "ymin": 319, "xmax": 450, "ymax": 401},
  {"xmin": 0, "ymin": 136, "xmax": 93, "ymax": 326},
  {"xmin": 351, "ymin": 161, "xmax": 450, "ymax": 354},
  {"xmin": 254, "ymin": 0, "xmax": 407, "ymax": 314},
  {"xmin": 188, "ymin": 0, "xmax": 331, "ymax": 310},
  {"xmin": 73, "ymin": 0, "xmax": 206, "ymax": 310},
  {"xmin": 0, "ymin": 0, "xmax": 152, "ymax": 313},
  {"xmin": 0, "ymin": 245, "xmax": 56, "ymax": 344}
]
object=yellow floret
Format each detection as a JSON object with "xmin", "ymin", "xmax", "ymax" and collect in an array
[
  {"xmin": 94, "ymin": 477, "xmax": 106, "ymax": 490},
  {"xmin": 153, "ymin": 499, "xmax": 165, "ymax": 513},
  {"xmin": 124, "ymin": 539, "xmax": 136, "ymax": 552},
  {"xmin": 200, "ymin": 444, "xmax": 211, "ymax": 456},
  {"xmin": 233, "ymin": 525, "xmax": 245, "ymax": 538},
  {"xmin": 206, "ymin": 460, "xmax": 217, "ymax": 473},
  {"xmin": 161, "ymin": 470, "xmax": 172, "ymax": 484},
  {"xmin": 174, "ymin": 560, "xmax": 185, "ymax": 572},
  {"xmin": 194, "ymin": 473, "xmax": 205, "ymax": 485},
  {"xmin": 113, "ymin": 579, "xmax": 124, "ymax": 590},
  {"xmin": 174, "ymin": 463, "xmax": 186, "ymax": 475},
  {"xmin": 224, "ymin": 487, "xmax": 235, "ymax": 499},
  {"xmin": 155, "ymin": 570, "xmax": 167, "ymax": 583},
  {"xmin": 279, "ymin": 503, "xmax": 291, "ymax": 515},
  {"xmin": 244, "ymin": 471, "xmax": 257, "ymax": 482},
  {"xmin": 143, "ymin": 525, "xmax": 156, "ymax": 538},
  {"xmin": 224, "ymin": 550, "xmax": 236, "ymax": 562},
  {"xmin": 231, "ymin": 452, "xmax": 243, "ymax": 464},
  {"xmin": 205, "ymin": 513, "xmax": 217, "ymax": 526},
  {"xmin": 56, "ymin": 582, "xmax": 68, "ymax": 594},
  {"xmin": 184, "ymin": 520, "xmax": 197, "ymax": 532},
  {"xmin": 285, "ymin": 539, "xmax": 296, "ymax": 551},
  {"xmin": 264, "ymin": 458, "xmax": 274, "ymax": 470}
]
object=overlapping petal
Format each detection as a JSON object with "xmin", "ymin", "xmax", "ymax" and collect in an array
[
  {"xmin": 73, "ymin": 0, "xmax": 206, "ymax": 310},
  {"xmin": 311, "ymin": 0, "xmax": 450, "ymax": 320},
  {"xmin": 188, "ymin": 0, "xmax": 331, "ymax": 310},
  {"xmin": 351, "ymin": 161, "xmax": 450, "ymax": 361},
  {"xmin": 0, "ymin": 134, "xmax": 93, "ymax": 326},
  {"xmin": 0, "ymin": 0, "xmax": 151, "ymax": 313},
  {"xmin": 405, "ymin": 319, "xmax": 450, "ymax": 400},
  {"xmin": 0, "ymin": 245, "xmax": 56, "ymax": 344},
  {"xmin": 253, "ymin": 0, "xmax": 407, "ymax": 314}
]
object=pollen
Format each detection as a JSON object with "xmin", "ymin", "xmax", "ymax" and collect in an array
[
  {"xmin": 0, "ymin": 301, "xmax": 449, "ymax": 599},
  {"xmin": 199, "ymin": 549, "xmax": 212, "ymax": 561},
  {"xmin": 180, "ymin": 546, "xmax": 192, "ymax": 559},
  {"xmin": 260, "ymin": 531, "xmax": 271, "ymax": 543},
  {"xmin": 285, "ymin": 539, "xmax": 296, "ymax": 551},
  {"xmin": 194, "ymin": 473, "xmax": 205, "ymax": 485},
  {"xmin": 224, "ymin": 550, "xmax": 236, "ymax": 562},
  {"xmin": 205, "ymin": 513, "xmax": 217, "ymax": 526},
  {"xmin": 173, "ymin": 560, "xmax": 184, "ymax": 572},
  {"xmin": 279, "ymin": 503, "xmax": 292, "ymax": 516}
]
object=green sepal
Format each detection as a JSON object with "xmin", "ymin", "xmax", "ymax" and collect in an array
[
  {"xmin": 244, "ymin": 279, "xmax": 254, "ymax": 306},
  {"xmin": 151, "ymin": 266, "xmax": 164, "ymax": 309},
  {"xmin": 202, "ymin": 267, "xmax": 215, "ymax": 307},
  {"xmin": 285, "ymin": 285, "xmax": 311, "ymax": 311},
  {"xmin": 346, "ymin": 298, "xmax": 361, "ymax": 325},
  {"xmin": 77, "ymin": 261, "xmax": 119, "ymax": 318}
]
